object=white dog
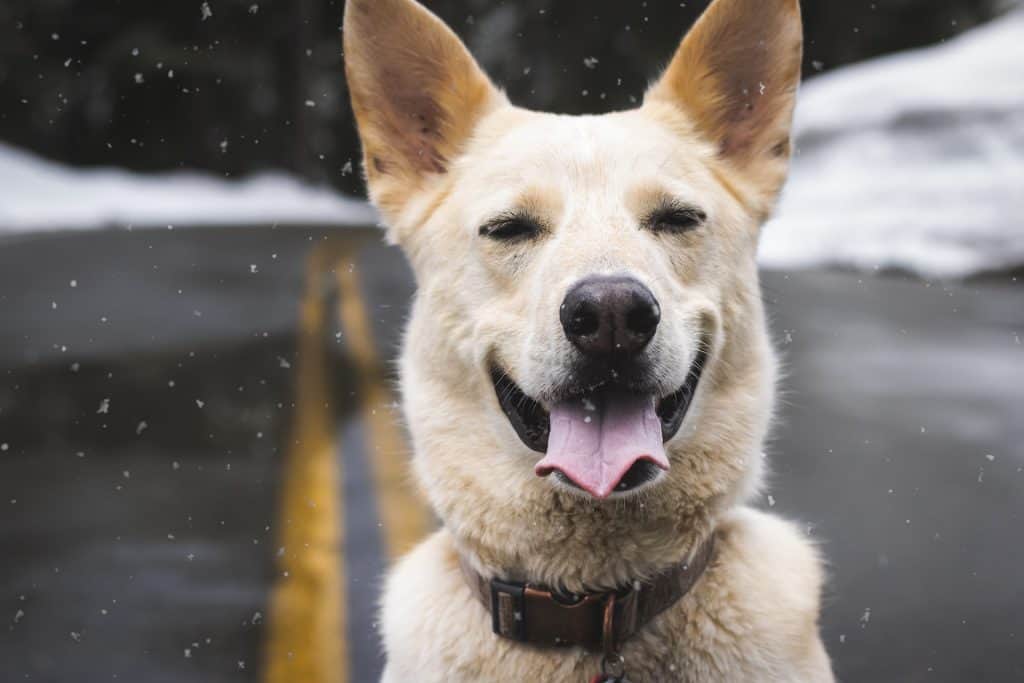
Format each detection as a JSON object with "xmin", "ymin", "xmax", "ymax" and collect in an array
[{"xmin": 344, "ymin": 0, "xmax": 833, "ymax": 680}]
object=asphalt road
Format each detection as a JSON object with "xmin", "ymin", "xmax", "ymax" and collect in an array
[{"xmin": 0, "ymin": 227, "xmax": 1021, "ymax": 682}]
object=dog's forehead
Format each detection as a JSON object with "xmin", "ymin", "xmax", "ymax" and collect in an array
[{"xmin": 459, "ymin": 108, "xmax": 709, "ymax": 192}]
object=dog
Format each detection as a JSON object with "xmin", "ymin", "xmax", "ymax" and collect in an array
[{"xmin": 344, "ymin": 0, "xmax": 833, "ymax": 680}]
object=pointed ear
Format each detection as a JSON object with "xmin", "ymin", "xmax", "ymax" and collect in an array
[
  {"xmin": 344, "ymin": 0, "xmax": 502, "ymax": 220},
  {"xmin": 646, "ymin": 0, "xmax": 803, "ymax": 211}
]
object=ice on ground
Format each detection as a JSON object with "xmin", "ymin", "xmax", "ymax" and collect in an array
[
  {"xmin": 0, "ymin": 143, "xmax": 375, "ymax": 237},
  {"xmin": 761, "ymin": 9, "xmax": 1024, "ymax": 278}
]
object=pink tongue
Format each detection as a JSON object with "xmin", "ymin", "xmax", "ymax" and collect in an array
[{"xmin": 535, "ymin": 391, "xmax": 667, "ymax": 499}]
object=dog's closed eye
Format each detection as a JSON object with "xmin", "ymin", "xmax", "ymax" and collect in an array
[
  {"xmin": 479, "ymin": 213, "xmax": 544, "ymax": 242},
  {"xmin": 646, "ymin": 204, "xmax": 706, "ymax": 235}
]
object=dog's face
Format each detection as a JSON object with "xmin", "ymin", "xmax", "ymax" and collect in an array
[
  {"xmin": 345, "ymin": 0, "xmax": 802, "ymax": 571},
  {"xmin": 428, "ymin": 110, "xmax": 749, "ymax": 500}
]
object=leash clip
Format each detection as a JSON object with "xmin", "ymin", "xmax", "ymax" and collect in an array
[
  {"xmin": 597, "ymin": 652, "xmax": 628, "ymax": 682},
  {"xmin": 596, "ymin": 593, "xmax": 631, "ymax": 682}
]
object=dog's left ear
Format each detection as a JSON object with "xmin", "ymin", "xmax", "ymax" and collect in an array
[
  {"xmin": 344, "ymin": 0, "xmax": 503, "ymax": 227},
  {"xmin": 646, "ymin": 0, "xmax": 803, "ymax": 214}
]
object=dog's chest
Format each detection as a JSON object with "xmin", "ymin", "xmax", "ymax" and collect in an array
[
  {"xmin": 381, "ymin": 513, "xmax": 833, "ymax": 683},
  {"xmin": 380, "ymin": 537, "xmax": 731, "ymax": 682}
]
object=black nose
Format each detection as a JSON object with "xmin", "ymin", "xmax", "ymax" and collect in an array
[{"xmin": 560, "ymin": 276, "xmax": 660, "ymax": 357}]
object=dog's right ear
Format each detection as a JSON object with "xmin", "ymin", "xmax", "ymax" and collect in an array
[{"xmin": 344, "ymin": 0, "xmax": 502, "ymax": 226}]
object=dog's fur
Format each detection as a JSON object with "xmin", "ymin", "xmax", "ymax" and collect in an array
[{"xmin": 344, "ymin": 0, "xmax": 834, "ymax": 680}]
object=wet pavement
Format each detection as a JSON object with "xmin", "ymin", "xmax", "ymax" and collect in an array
[
  {"xmin": 0, "ymin": 227, "xmax": 1021, "ymax": 682},
  {"xmin": 762, "ymin": 269, "xmax": 1024, "ymax": 682}
]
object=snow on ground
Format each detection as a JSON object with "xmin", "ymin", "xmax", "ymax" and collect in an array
[
  {"xmin": 761, "ymin": 8, "xmax": 1024, "ymax": 278},
  {"xmin": 1, "ymin": 10, "xmax": 1022, "ymax": 277},
  {"xmin": 0, "ymin": 143, "xmax": 375, "ymax": 236}
]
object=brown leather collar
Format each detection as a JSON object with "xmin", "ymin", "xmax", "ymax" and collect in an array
[{"xmin": 459, "ymin": 533, "xmax": 716, "ymax": 654}]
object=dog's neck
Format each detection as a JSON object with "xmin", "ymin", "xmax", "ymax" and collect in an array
[{"xmin": 449, "ymin": 490, "xmax": 718, "ymax": 594}]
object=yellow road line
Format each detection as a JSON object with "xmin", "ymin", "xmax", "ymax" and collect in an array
[
  {"xmin": 336, "ymin": 261, "xmax": 432, "ymax": 561},
  {"xmin": 264, "ymin": 245, "xmax": 347, "ymax": 683}
]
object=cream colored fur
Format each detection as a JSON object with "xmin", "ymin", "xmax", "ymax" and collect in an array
[{"xmin": 344, "ymin": 0, "xmax": 834, "ymax": 680}]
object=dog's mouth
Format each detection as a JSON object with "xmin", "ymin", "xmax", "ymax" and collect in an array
[{"xmin": 490, "ymin": 345, "xmax": 708, "ymax": 499}]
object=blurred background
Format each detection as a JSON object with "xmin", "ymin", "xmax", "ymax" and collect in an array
[{"xmin": 1, "ymin": 0, "xmax": 1022, "ymax": 681}]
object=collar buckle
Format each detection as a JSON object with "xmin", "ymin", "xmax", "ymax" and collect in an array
[{"xmin": 489, "ymin": 578, "xmax": 527, "ymax": 641}]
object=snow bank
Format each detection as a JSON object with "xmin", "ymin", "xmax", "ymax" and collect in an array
[
  {"xmin": 0, "ymin": 143, "xmax": 375, "ymax": 236},
  {"xmin": 761, "ymin": 9, "xmax": 1024, "ymax": 278},
  {"xmin": 2, "ymin": 11, "xmax": 1022, "ymax": 277}
]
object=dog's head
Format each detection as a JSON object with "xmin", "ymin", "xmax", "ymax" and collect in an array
[{"xmin": 345, "ymin": 0, "xmax": 802, "ymax": 575}]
